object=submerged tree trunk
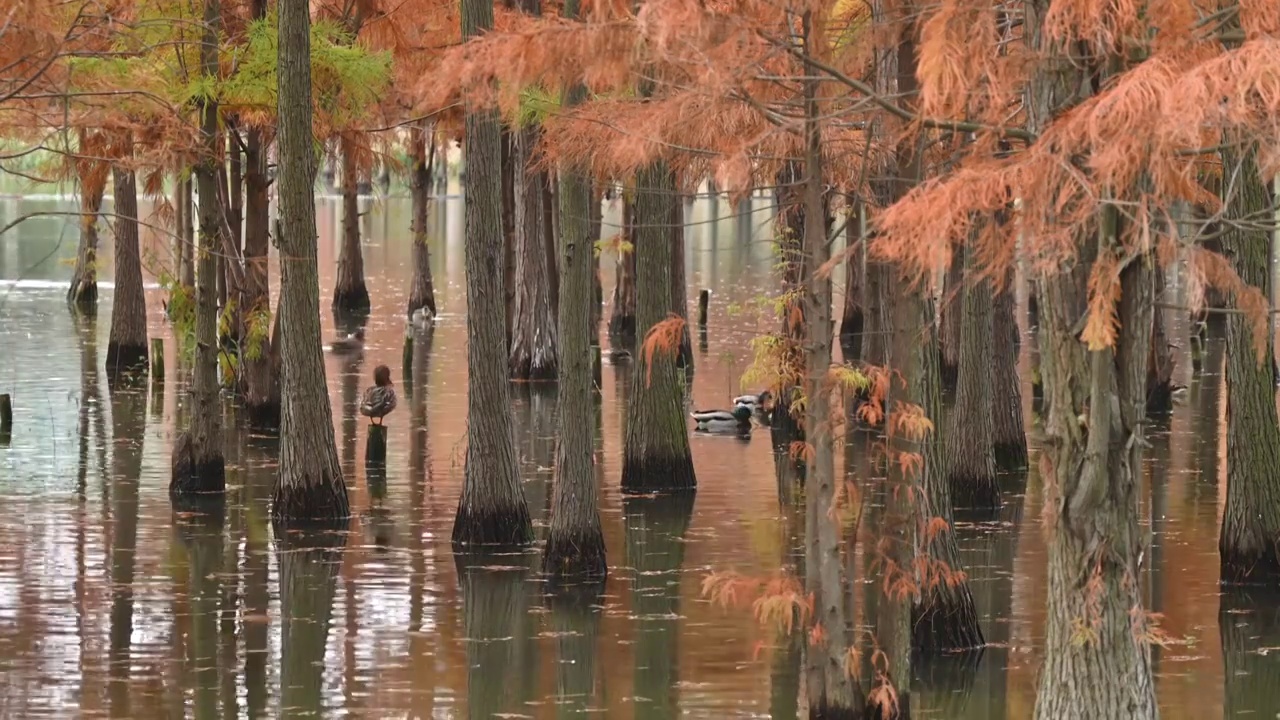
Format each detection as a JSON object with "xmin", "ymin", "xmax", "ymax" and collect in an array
[
  {"xmin": 272, "ymin": 0, "xmax": 349, "ymax": 523},
  {"xmin": 543, "ymin": 66, "xmax": 606, "ymax": 579},
  {"xmin": 509, "ymin": 123, "xmax": 560, "ymax": 380},
  {"xmin": 453, "ymin": 0, "xmax": 533, "ymax": 547},
  {"xmin": 946, "ymin": 245, "xmax": 999, "ymax": 512},
  {"xmin": 332, "ymin": 135, "xmax": 370, "ymax": 314},
  {"xmin": 68, "ymin": 137, "xmax": 108, "ymax": 310},
  {"xmin": 406, "ymin": 122, "xmax": 438, "ymax": 320},
  {"xmin": 106, "ymin": 164, "xmax": 150, "ymax": 381},
  {"xmin": 938, "ymin": 249, "xmax": 963, "ymax": 388},
  {"xmin": 608, "ymin": 194, "xmax": 637, "ymax": 344},
  {"xmin": 991, "ymin": 270, "xmax": 1028, "ymax": 469},
  {"xmin": 170, "ymin": 0, "xmax": 226, "ymax": 497},
  {"xmin": 1219, "ymin": 145, "xmax": 1280, "ymax": 586},
  {"xmin": 238, "ymin": 123, "xmax": 278, "ymax": 428},
  {"xmin": 621, "ymin": 162, "xmax": 696, "ymax": 494}
]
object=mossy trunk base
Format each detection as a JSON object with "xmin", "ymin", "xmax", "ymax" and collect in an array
[
  {"xmin": 170, "ymin": 432, "xmax": 226, "ymax": 496},
  {"xmin": 452, "ymin": 502, "xmax": 535, "ymax": 548},
  {"xmin": 106, "ymin": 342, "xmax": 149, "ymax": 385},
  {"xmin": 1221, "ymin": 542, "xmax": 1280, "ymax": 586},
  {"xmin": 332, "ymin": 284, "xmax": 371, "ymax": 315},
  {"xmin": 912, "ymin": 588, "xmax": 984, "ymax": 656},
  {"xmin": 244, "ymin": 398, "xmax": 281, "ymax": 431},
  {"xmin": 542, "ymin": 527, "xmax": 608, "ymax": 582},
  {"xmin": 620, "ymin": 452, "xmax": 696, "ymax": 495},
  {"xmin": 272, "ymin": 474, "xmax": 351, "ymax": 527},
  {"xmin": 948, "ymin": 472, "xmax": 1000, "ymax": 515}
]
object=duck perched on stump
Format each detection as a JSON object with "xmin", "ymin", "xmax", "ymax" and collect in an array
[
  {"xmin": 691, "ymin": 404, "xmax": 753, "ymax": 433},
  {"xmin": 360, "ymin": 365, "xmax": 398, "ymax": 425}
]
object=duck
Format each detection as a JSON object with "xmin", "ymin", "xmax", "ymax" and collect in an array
[
  {"xmin": 330, "ymin": 328, "xmax": 365, "ymax": 353},
  {"xmin": 359, "ymin": 364, "xmax": 397, "ymax": 425},
  {"xmin": 733, "ymin": 389, "xmax": 774, "ymax": 413},
  {"xmin": 409, "ymin": 307, "xmax": 433, "ymax": 332},
  {"xmin": 691, "ymin": 404, "xmax": 754, "ymax": 433}
]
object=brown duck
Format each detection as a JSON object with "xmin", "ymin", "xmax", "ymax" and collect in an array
[{"xmin": 360, "ymin": 364, "xmax": 398, "ymax": 425}]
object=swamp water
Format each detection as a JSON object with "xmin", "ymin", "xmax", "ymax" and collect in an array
[{"xmin": 0, "ymin": 192, "xmax": 1273, "ymax": 718}]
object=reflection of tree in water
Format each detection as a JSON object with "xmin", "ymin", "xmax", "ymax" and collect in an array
[
  {"xmin": 107, "ymin": 385, "xmax": 146, "ymax": 719},
  {"xmin": 240, "ymin": 435, "xmax": 277, "ymax": 719},
  {"xmin": 454, "ymin": 551, "xmax": 537, "ymax": 719},
  {"xmin": 769, "ymin": 447, "xmax": 804, "ymax": 719},
  {"xmin": 278, "ymin": 526, "xmax": 346, "ymax": 718},
  {"xmin": 623, "ymin": 492, "xmax": 695, "ymax": 720},
  {"xmin": 172, "ymin": 499, "xmax": 227, "ymax": 720},
  {"xmin": 547, "ymin": 582, "xmax": 605, "ymax": 718},
  {"xmin": 339, "ymin": 351, "xmax": 363, "ymax": 476},
  {"xmin": 407, "ymin": 324, "xmax": 441, "ymax": 715},
  {"xmin": 1220, "ymin": 587, "xmax": 1280, "ymax": 717}
]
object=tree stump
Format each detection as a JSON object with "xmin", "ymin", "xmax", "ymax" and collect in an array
[
  {"xmin": 697, "ymin": 289, "xmax": 710, "ymax": 326},
  {"xmin": 150, "ymin": 338, "xmax": 165, "ymax": 383},
  {"xmin": 366, "ymin": 424, "xmax": 388, "ymax": 466},
  {"xmin": 0, "ymin": 393, "xmax": 11, "ymax": 432}
]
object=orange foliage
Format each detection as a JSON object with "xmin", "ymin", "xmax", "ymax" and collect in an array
[{"xmin": 639, "ymin": 314, "xmax": 687, "ymax": 387}]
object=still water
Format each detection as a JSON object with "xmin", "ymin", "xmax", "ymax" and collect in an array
[{"xmin": 0, "ymin": 190, "xmax": 1269, "ymax": 718}]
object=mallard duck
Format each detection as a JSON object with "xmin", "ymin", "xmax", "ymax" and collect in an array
[
  {"xmin": 691, "ymin": 404, "xmax": 753, "ymax": 433},
  {"xmin": 360, "ymin": 364, "xmax": 397, "ymax": 425},
  {"xmin": 733, "ymin": 390, "xmax": 774, "ymax": 412},
  {"xmin": 330, "ymin": 328, "xmax": 365, "ymax": 353}
]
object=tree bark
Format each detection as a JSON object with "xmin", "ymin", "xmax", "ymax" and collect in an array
[
  {"xmin": 180, "ymin": 174, "xmax": 195, "ymax": 289},
  {"xmin": 938, "ymin": 249, "xmax": 963, "ymax": 388},
  {"xmin": 839, "ymin": 202, "xmax": 864, "ymax": 360},
  {"xmin": 272, "ymin": 0, "xmax": 349, "ymax": 523},
  {"xmin": 171, "ymin": 0, "xmax": 226, "ymax": 496},
  {"xmin": 621, "ymin": 161, "xmax": 697, "ymax": 493},
  {"xmin": 502, "ymin": 128, "xmax": 517, "ymax": 347},
  {"xmin": 509, "ymin": 123, "xmax": 560, "ymax": 380},
  {"xmin": 106, "ymin": 164, "xmax": 150, "ymax": 382},
  {"xmin": 608, "ymin": 193, "xmax": 637, "ymax": 344},
  {"xmin": 238, "ymin": 121, "xmax": 278, "ymax": 429},
  {"xmin": 1145, "ymin": 266, "xmax": 1176, "ymax": 413},
  {"xmin": 453, "ymin": 0, "xmax": 534, "ymax": 547},
  {"xmin": 1219, "ymin": 144, "xmax": 1280, "ymax": 585},
  {"xmin": 68, "ymin": 135, "xmax": 108, "ymax": 310},
  {"xmin": 333, "ymin": 135, "xmax": 370, "ymax": 314},
  {"xmin": 407, "ymin": 121, "xmax": 438, "ymax": 320},
  {"xmin": 946, "ymin": 243, "xmax": 999, "ymax": 513},
  {"xmin": 543, "ymin": 69, "xmax": 606, "ymax": 578},
  {"xmin": 670, "ymin": 198, "xmax": 692, "ymax": 369},
  {"xmin": 991, "ymin": 269, "xmax": 1028, "ymax": 469}
]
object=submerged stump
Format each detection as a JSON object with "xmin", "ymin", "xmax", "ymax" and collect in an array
[
  {"xmin": 150, "ymin": 338, "xmax": 165, "ymax": 384},
  {"xmin": 366, "ymin": 424, "xmax": 388, "ymax": 467}
]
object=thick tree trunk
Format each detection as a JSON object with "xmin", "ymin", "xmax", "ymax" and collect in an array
[
  {"xmin": 608, "ymin": 194, "xmax": 638, "ymax": 344},
  {"xmin": 946, "ymin": 245, "xmax": 999, "ymax": 512},
  {"xmin": 278, "ymin": 529, "xmax": 343, "ymax": 718},
  {"xmin": 624, "ymin": 493, "xmax": 695, "ymax": 719},
  {"xmin": 238, "ymin": 124, "xmax": 278, "ymax": 428},
  {"xmin": 1145, "ymin": 266, "xmax": 1176, "ymax": 413},
  {"xmin": 180, "ymin": 175, "xmax": 195, "ymax": 289},
  {"xmin": 670, "ymin": 198, "xmax": 692, "ymax": 369},
  {"xmin": 106, "ymin": 165, "xmax": 150, "ymax": 381},
  {"xmin": 839, "ymin": 202, "xmax": 864, "ymax": 359},
  {"xmin": 453, "ymin": 0, "xmax": 533, "ymax": 547},
  {"xmin": 407, "ymin": 122, "xmax": 438, "ymax": 320},
  {"xmin": 509, "ymin": 123, "xmax": 560, "ymax": 380},
  {"xmin": 621, "ymin": 162, "xmax": 696, "ymax": 493},
  {"xmin": 272, "ymin": 0, "xmax": 349, "ymax": 523},
  {"xmin": 333, "ymin": 136, "xmax": 370, "ymax": 314},
  {"xmin": 772, "ymin": 160, "xmax": 808, "ymax": 442},
  {"xmin": 938, "ymin": 249, "xmax": 963, "ymax": 388},
  {"xmin": 68, "ymin": 147, "xmax": 107, "ymax": 310},
  {"xmin": 545, "ymin": 172, "xmax": 560, "ymax": 317},
  {"xmin": 590, "ymin": 182, "xmax": 604, "ymax": 331},
  {"xmin": 991, "ymin": 270, "xmax": 1028, "ymax": 469},
  {"xmin": 1219, "ymin": 144, "xmax": 1280, "ymax": 585},
  {"xmin": 171, "ymin": 0, "xmax": 226, "ymax": 496},
  {"xmin": 502, "ymin": 129, "xmax": 517, "ymax": 347},
  {"xmin": 543, "ymin": 107, "xmax": 606, "ymax": 579}
]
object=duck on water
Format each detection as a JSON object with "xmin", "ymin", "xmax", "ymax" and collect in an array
[{"xmin": 691, "ymin": 404, "xmax": 754, "ymax": 434}]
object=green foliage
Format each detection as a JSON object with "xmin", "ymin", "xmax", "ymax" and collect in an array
[
  {"xmin": 159, "ymin": 273, "xmax": 197, "ymax": 355},
  {"xmin": 514, "ymin": 85, "xmax": 560, "ymax": 127},
  {"xmin": 241, "ymin": 307, "xmax": 272, "ymax": 362}
]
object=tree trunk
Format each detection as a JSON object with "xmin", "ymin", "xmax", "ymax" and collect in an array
[
  {"xmin": 608, "ymin": 194, "xmax": 637, "ymax": 344},
  {"xmin": 946, "ymin": 244, "xmax": 999, "ymax": 512},
  {"xmin": 839, "ymin": 202, "xmax": 864, "ymax": 360},
  {"xmin": 272, "ymin": 0, "xmax": 349, "ymax": 523},
  {"xmin": 1219, "ymin": 144, "xmax": 1280, "ymax": 585},
  {"xmin": 624, "ymin": 493, "xmax": 695, "ymax": 719},
  {"xmin": 543, "ymin": 77, "xmax": 606, "ymax": 578},
  {"xmin": 332, "ymin": 135, "xmax": 370, "ymax": 314},
  {"xmin": 502, "ymin": 128, "xmax": 517, "ymax": 347},
  {"xmin": 545, "ymin": 172, "xmax": 560, "ymax": 318},
  {"xmin": 106, "ymin": 165, "xmax": 150, "ymax": 381},
  {"xmin": 68, "ymin": 139, "xmax": 108, "ymax": 310},
  {"xmin": 621, "ymin": 161, "xmax": 697, "ymax": 493},
  {"xmin": 453, "ymin": 0, "xmax": 533, "ymax": 547},
  {"xmin": 171, "ymin": 0, "xmax": 226, "ymax": 496},
  {"xmin": 670, "ymin": 197, "xmax": 692, "ymax": 369},
  {"xmin": 590, "ymin": 182, "xmax": 603, "ymax": 331},
  {"xmin": 509, "ymin": 123, "xmax": 560, "ymax": 380},
  {"xmin": 991, "ymin": 270, "xmax": 1028, "ymax": 469},
  {"xmin": 180, "ymin": 174, "xmax": 196, "ymax": 289},
  {"xmin": 407, "ymin": 122, "xmax": 438, "ymax": 320},
  {"xmin": 938, "ymin": 249, "xmax": 963, "ymax": 388},
  {"xmin": 238, "ymin": 123, "xmax": 279, "ymax": 428},
  {"xmin": 1145, "ymin": 267, "xmax": 1176, "ymax": 413},
  {"xmin": 772, "ymin": 160, "xmax": 809, "ymax": 442}
]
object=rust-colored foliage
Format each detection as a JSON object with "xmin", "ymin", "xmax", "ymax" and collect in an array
[{"xmin": 639, "ymin": 314, "xmax": 687, "ymax": 387}]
